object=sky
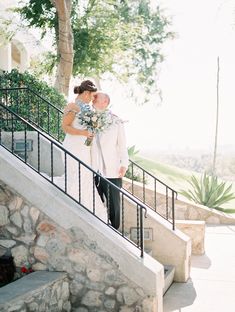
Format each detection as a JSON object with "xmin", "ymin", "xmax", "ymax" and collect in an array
[
  {"xmin": 2, "ymin": 0, "xmax": 235, "ymax": 154},
  {"xmin": 100, "ymin": 0, "xmax": 235, "ymax": 154}
]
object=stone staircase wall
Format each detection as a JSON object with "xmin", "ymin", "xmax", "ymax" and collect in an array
[
  {"xmin": 175, "ymin": 197, "xmax": 235, "ymax": 224},
  {"xmin": 0, "ymin": 147, "xmax": 164, "ymax": 312},
  {"xmin": 123, "ymin": 179, "xmax": 235, "ymax": 225}
]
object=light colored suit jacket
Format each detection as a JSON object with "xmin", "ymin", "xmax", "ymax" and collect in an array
[{"xmin": 91, "ymin": 115, "xmax": 129, "ymax": 178}]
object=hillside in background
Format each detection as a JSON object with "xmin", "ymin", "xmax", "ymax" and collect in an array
[
  {"xmin": 140, "ymin": 145, "xmax": 235, "ymax": 182},
  {"xmin": 135, "ymin": 153, "xmax": 235, "ymax": 210},
  {"xmin": 134, "ymin": 154, "xmax": 201, "ymax": 191}
]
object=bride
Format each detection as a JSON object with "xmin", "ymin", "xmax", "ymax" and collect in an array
[{"xmin": 58, "ymin": 80, "xmax": 107, "ymax": 222}]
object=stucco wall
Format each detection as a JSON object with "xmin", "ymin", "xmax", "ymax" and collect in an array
[
  {"xmin": 1, "ymin": 131, "xmax": 64, "ymax": 176},
  {"xmin": 123, "ymin": 181, "xmax": 191, "ymax": 282}
]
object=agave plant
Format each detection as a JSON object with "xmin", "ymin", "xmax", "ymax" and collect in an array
[
  {"xmin": 125, "ymin": 145, "xmax": 147, "ymax": 183},
  {"xmin": 180, "ymin": 172, "xmax": 235, "ymax": 209},
  {"xmin": 127, "ymin": 145, "xmax": 140, "ymax": 160}
]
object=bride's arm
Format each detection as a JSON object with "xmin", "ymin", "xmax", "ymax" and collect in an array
[{"xmin": 62, "ymin": 103, "xmax": 91, "ymax": 137}]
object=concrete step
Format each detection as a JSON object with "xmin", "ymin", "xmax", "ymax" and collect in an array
[
  {"xmin": 144, "ymin": 249, "xmax": 175, "ymax": 295},
  {"xmin": 163, "ymin": 265, "xmax": 175, "ymax": 295}
]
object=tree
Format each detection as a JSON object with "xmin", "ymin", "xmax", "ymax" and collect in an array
[
  {"xmin": 16, "ymin": 0, "xmax": 173, "ymax": 99},
  {"xmin": 0, "ymin": 19, "xmax": 15, "ymax": 44},
  {"xmin": 50, "ymin": 0, "xmax": 73, "ymax": 95}
]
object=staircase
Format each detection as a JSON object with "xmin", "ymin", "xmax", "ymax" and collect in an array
[
  {"xmin": 0, "ymin": 86, "xmax": 177, "ymax": 228},
  {"xmin": 0, "ymin": 84, "xmax": 191, "ymax": 309},
  {"xmin": 0, "ymin": 146, "xmax": 163, "ymax": 311}
]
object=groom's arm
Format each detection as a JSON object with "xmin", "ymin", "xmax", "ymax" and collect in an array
[{"xmin": 117, "ymin": 122, "xmax": 129, "ymax": 178}]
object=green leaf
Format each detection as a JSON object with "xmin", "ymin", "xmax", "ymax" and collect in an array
[
  {"xmin": 16, "ymin": 0, "xmax": 174, "ymax": 104},
  {"xmin": 180, "ymin": 172, "xmax": 235, "ymax": 211}
]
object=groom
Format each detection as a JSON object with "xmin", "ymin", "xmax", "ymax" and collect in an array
[{"xmin": 92, "ymin": 92, "xmax": 129, "ymax": 229}]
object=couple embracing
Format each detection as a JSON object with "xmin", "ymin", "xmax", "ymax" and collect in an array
[{"xmin": 61, "ymin": 80, "xmax": 129, "ymax": 230}]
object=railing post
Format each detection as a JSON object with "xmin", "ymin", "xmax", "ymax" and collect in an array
[
  {"xmin": 64, "ymin": 152, "xmax": 67, "ymax": 193},
  {"xmin": 107, "ymin": 182, "xmax": 111, "ymax": 225},
  {"xmin": 37, "ymin": 132, "xmax": 40, "ymax": 173},
  {"xmin": 37, "ymin": 98, "xmax": 40, "ymax": 127},
  {"xmin": 92, "ymin": 172, "xmax": 95, "ymax": 214},
  {"xmin": 51, "ymin": 142, "xmax": 54, "ymax": 183},
  {"xmin": 16, "ymin": 88, "xmax": 19, "ymax": 114},
  {"xmin": 131, "ymin": 162, "xmax": 134, "ymax": 195},
  {"xmin": 140, "ymin": 205, "xmax": 144, "ymax": 257},
  {"xmin": 121, "ymin": 193, "xmax": 124, "ymax": 236},
  {"xmin": 47, "ymin": 105, "xmax": 50, "ymax": 134},
  {"xmin": 27, "ymin": 89, "xmax": 30, "ymax": 121},
  {"xmin": 11, "ymin": 113, "xmax": 14, "ymax": 153},
  {"xmin": 57, "ymin": 111, "xmax": 60, "ymax": 141},
  {"xmin": 166, "ymin": 187, "xmax": 168, "ymax": 220},
  {"xmin": 172, "ymin": 191, "xmax": 175, "ymax": 230},
  {"xmin": 143, "ymin": 171, "xmax": 145, "ymax": 203},
  {"xmin": 154, "ymin": 179, "xmax": 157, "ymax": 211},
  {"xmin": 78, "ymin": 162, "xmax": 81, "ymax": 203},
  {"xmin": 24, "ymin": 123, "xmax": 27, "ymax": 163}
]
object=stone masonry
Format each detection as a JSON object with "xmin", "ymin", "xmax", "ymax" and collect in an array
[
  {"xmin": 123, "ymin": 180, "xmax": 235, "ymax": 225},
  {"xmin": 0, "ymin": 272, "xmax": 70, "ymax": 312},
  {"xmin": 0, "ymin": 180, "xmax": 155, "ymax": 311}
]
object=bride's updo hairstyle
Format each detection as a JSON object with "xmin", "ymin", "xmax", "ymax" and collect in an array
[{"xmin": 74, "ymin": 80, "xmax": 97, "ymax": 94}]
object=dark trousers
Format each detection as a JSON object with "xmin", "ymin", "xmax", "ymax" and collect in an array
[{"xmin": 97, "ymin": 177, "xmax": 122, "ymax": 229}]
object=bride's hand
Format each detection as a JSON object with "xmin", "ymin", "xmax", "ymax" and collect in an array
[{"xmin": 83, "ymin": 130, "xmax": 94, "ymax": 138}]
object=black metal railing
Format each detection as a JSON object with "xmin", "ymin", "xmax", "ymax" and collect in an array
[
  {"xmin": 0, "ymin": 87, "xmax": 64, "ymax": 142},
  {"xmin": 0, "ymin": 86, "xmax": 177, "ymax": 229},
  {"xmin": 125, "ymin": 160, "xmax": 177, "ymax": 230},
  {"xmin": 0, "ymin": 102, "xmax": 147, "ymax": 257}
]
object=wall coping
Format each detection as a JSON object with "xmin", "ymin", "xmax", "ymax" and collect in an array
[
  {"xmin": 176, "ymin": 220, "xmax": 205, "ymax": 225},
  {"xmin": 0, "ymin": 271, "xmax": 66, "ymax": 306}
]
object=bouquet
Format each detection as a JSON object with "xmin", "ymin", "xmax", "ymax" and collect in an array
[{"xmin": 78, "ymin": 108, "xmax": 114, "ymax": 146}]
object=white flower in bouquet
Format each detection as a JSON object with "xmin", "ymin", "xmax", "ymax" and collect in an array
[
  {"xmin": 78, "ymin": 109, "xmax": 114, "ymax": 146},
  {"xmin": 91, "ymin": 116, "xmax": 98, "ymax": 122}
]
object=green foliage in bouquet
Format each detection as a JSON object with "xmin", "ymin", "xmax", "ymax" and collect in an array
[
  {"xmin": 0, "ymin": 69, "xmax": 66, "ymax": 141},
  {"xmin": 180, "ymin": 172, "xmax": 235, "ymax": 210}
]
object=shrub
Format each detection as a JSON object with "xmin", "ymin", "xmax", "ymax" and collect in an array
[
  {"xmin": 0, "ymin": 69, "xmax": 66, "ymax": 108},
  {"xmin": 0, "ymin": 69, "xmax": 66, "ymax": 140},
  {"xmin": 180, "ymin": 172, "xmax": 235, "ymax": 210}
]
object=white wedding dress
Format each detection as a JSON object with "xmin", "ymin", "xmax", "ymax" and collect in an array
[{"xmin": 54, "ymin": 100, "xmax": 107, "ymax": 222}]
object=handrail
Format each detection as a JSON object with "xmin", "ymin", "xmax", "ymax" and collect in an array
[
  {"xmin": 0, "ymin": 102, "xmax": 147, "ymax": 257},
  {"xmin": 0, "ymin": 86, "xmax": 177, "ymax": 229},
  {"xmin": 0, "ymin": 87, "xmax": 64, "ymax": 142},
  {"xmin": 129, "ymin": 159, "xmax": 177, "ymax": 192},
  {"xmin": 0, "ymin": 87, "xmax": 63, "ymax": 112},
  {"xmin": 126, "ymin": 160, "xmax": 177, "ymax": 230}
]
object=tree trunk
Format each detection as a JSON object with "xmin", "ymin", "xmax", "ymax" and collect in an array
[
  {"xmin": 50, "ymin": 0, "xmax": 74, "ymax": 96},
  {"xmin": 212, "ymin": 56, "xmax": 220, "ymax": 175},
  {"xmin": 93, "ymin": 77, "xmax": 102, "ymax": 90}
]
